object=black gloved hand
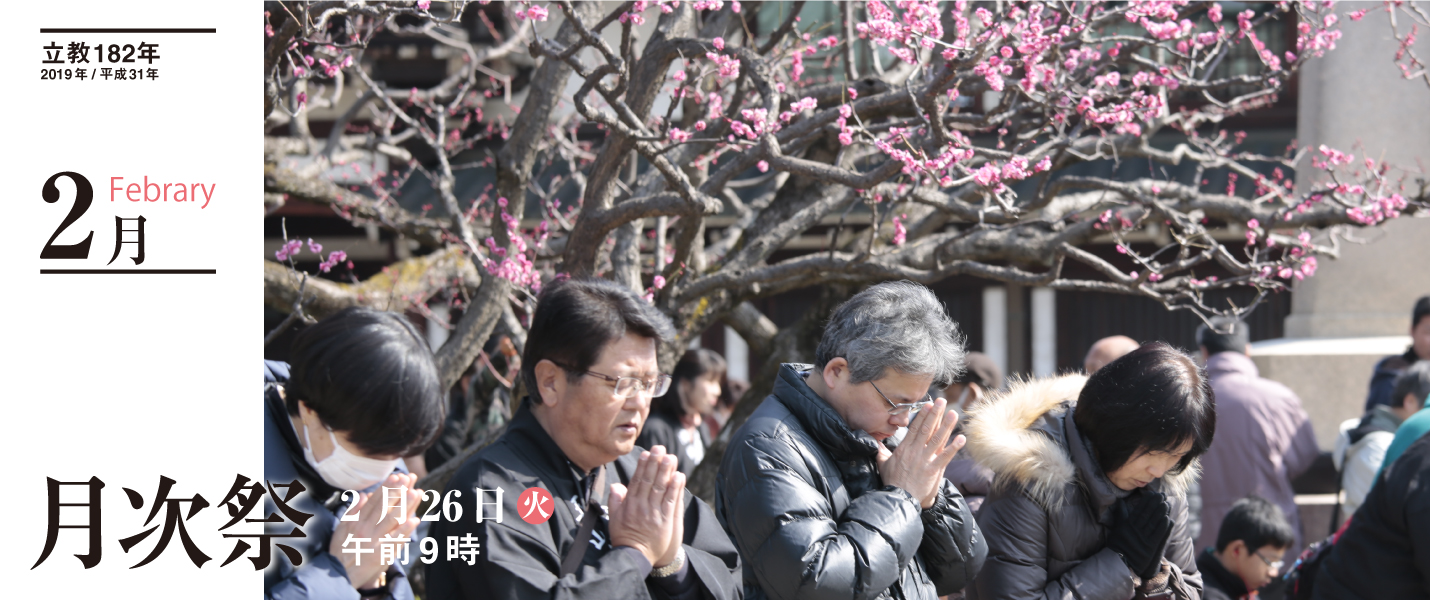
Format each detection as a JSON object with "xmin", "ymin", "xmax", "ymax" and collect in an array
[{"xmin": 1104, "ymin": 490, "xmax": 1174, "ymax": 581}]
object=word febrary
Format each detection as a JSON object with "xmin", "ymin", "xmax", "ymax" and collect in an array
[{"xmin": 109, "ymin": 176, "xmax": 214, "ymax": 209}]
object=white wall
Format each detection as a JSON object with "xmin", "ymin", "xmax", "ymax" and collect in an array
[
  {"xmin": 983, "ymin": 286, "xmax": 1008, "ymax": 377},
  {"xmin": 1031, "ymin": 287, "xmax": 1057, "ymax": 376}
]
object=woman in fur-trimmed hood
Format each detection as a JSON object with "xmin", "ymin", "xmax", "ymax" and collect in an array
[{"xmin": 966, "ymin": 342, "xmax": 1215, "ymax": 600}]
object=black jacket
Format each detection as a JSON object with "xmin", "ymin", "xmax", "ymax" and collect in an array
[
  {"xmin": 263, "ymin": 361, "xmax": 415, "ymax": 600},
  {"xmin": 636, "ymin": 409, "xmax": 710, "ymax": 478},
  {"xmin": 1364, "ymin": 348, "xmax": 1417, "ymax": 410},
  {"xmin": 1195, "ymin": 549, "xmax": 1248, "ymax": 600},
  {"xmin": 715, "ymin": 364, "xmax": 987, "ymax": 600},
  {"xmin": 1312, "ymin": 432, "xmax": 1430, "ymax": 599},
  {"xmin": 425, "ymin": 400, "xmax": 743, "ymax": 600}
]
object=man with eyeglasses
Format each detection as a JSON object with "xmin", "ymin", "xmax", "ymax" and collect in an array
[
  {"xmin": 426, "ymin": 278, "xmax": 742, "ymax": 600},
  {"xmin": 715, "ymin": 280, "xmax": 987, "ymax": 600}
]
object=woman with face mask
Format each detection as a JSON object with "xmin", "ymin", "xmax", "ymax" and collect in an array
[
  {"xmin": 636, "ymin": 348, "xmax": 725, "ymax": 477},
  {"xmin": 263, "ymin": 307, "xmax": 445, "ymax": 600},
  {"xmin": 966, "ymin": 342, "xmax": 1216, "ymax": 600}
]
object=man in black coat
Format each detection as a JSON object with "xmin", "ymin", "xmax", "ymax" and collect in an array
[
  {"xmin": 1363, "ymin": 295, "xmax": 1430, "ymax": 410},
  {"xmin": 716, "ymin": 281, "xmax": 987, "ymax": 600},
  {"xmin": 262, "ymin": 307, "xmax": 445, "ymax": 600},
  {"xmin": 1312, "ymin": 430, "xmax": 1430, "ymax": 599},
  {"xmin": 426, "ymin": 278, "xmax": 742, "ymax": 600}
]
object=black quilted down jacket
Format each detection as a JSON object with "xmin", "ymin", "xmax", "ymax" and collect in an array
[
  {"xmin": 965, "ymin": 375, "xmax": 1204, "ymax": 600},
  {"xmin": 715, "ymin": 364, "xmax": 987, "ymax": 600}
]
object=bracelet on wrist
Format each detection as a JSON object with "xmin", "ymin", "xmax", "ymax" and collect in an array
[{"xmin": 650, "ymin": 546, "xmax": 686, "ymax": 578}]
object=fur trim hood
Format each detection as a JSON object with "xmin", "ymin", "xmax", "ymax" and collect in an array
[{"xmin": 964, "ymin": 373, "xmax": 1197, "ymax": 511}]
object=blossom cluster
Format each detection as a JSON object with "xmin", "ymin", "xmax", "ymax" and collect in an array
[
  {"xmin": 483, "ymin": 200, "xmax": 544, "ymax": 293},
  {"xmin": 857, "ymin": 0, "xmax": 945, "ymax": 65},
  {"xmin": 275, "ymin": 238, "xmax": 350, "ymax": 274}
]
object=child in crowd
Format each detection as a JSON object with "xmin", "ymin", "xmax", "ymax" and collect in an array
[{"xmin": 1197, "ymin": 496, "xmax": 1295, "ymax": 600}]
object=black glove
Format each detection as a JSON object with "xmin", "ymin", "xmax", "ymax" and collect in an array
[{"xmin": 1105, "ymin": 490, "xmax": 1174, "ymax": 581}]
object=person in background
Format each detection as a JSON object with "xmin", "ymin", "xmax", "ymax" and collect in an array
[
  {"xmin": 1378, "ymin": 385, "xmax": 1430, "ymax": 476},
  {"xmin": 716, "ymin": 281, "xmax": 987, "ymax": 600},
  {"xmin": 638, "ymin": 348, "xmax": 726, "ymax": 477},
  {"xmin": 1312, "ymin": 433, "xmax": 1430, "ymax": 600},
  {"xmin": 968, "ymin": 343, "xmax": 1213, "ymax": 599},
  {"xmin": 941, "ymin": 352, "xmax": 1002, "ymax": 514},
  {"xmin": 1364, "ymin": 295, "xmax": 1430, "ymax": 410},
  {"xmin": 1334, "ymin": 361, "xmax": 1430, "ymax": 517},
  {"xmin": 942, "ymin": 352, "xmax": 1004, "ymax": 419},
  {"xmin": 1084, "ymin": 335, "xmax": 1140, "ymax": 374},
  {"xmin": 263, "ymin": 307, "xmax": 444, "ymax": 600},
  {"xmin": 707, "ymin": 377, "xmax": 748, "ymax": 440},
  {"xmin": 1197, "ymin": 496, "xmax": 1295, "ymax": 600},
  {"xmin": 426, "ymin": 278, "xmax": 742, "ymax": 600},
  {"xmin": 1195, "ymin": 317, "xmax": 1318, "ymax": 559},
  {"xmin": 419, "ymin": 335, "xmax": 519, "ymax": 478}
]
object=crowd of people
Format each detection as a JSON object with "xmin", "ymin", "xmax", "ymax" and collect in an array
[{"xmin": 262, "ymin": 281, "xmax": 1430, "ymax": 600}]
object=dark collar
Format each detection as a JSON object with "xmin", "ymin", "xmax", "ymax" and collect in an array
[
  {"xmin": 506, "ymin": 400, "xmax": 606, "ymax": 505},
  {"xmin": 772, "ymin": 364, "xmax": 881, "ymax": 461},
  {"xmin": 1351, "ymin": 405, "xmax": 1404, "ymax": 444},
  {"xmin": 1197, "ymin": 548, "xmax": 1251, "ymax": 598}
]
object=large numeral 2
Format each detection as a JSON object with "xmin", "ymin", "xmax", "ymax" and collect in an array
[{"xmin": 40, "ymin": 171, "xmax": 94, "ymax": 259}]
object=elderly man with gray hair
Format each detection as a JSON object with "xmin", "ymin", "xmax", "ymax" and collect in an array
[{"xmin": 715, "ymin": 281, "xmax": 988, "ymax": 600}]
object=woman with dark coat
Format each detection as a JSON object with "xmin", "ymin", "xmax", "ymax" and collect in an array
[
  {"xmin": 967, "ymin": 342, "xmax": 1215, "ymax": 600},
  {"xmin": 636, "ymin": 348, "xmax": 725, "ymax": 476}
]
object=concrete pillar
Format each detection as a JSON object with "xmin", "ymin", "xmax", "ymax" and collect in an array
[
  {"xmin": 983, "ymin": 286, "xmax": 1008, "ymax": 377},
  {"xmin": 723, "ymin": 325, "xmax": 749, "ymax": 383},
  {"xmin": 1251, "ymin": 336, "xmax": 1410, "ymax": 448},
  {"xmin": 1252, "ymin": 5, "xmax": 1430, "ymax": 450},
  {"xmin": 1031, "ymin": 287, "xmax": 1057, "ymax": 377}
]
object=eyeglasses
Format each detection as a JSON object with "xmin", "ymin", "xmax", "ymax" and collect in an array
[
  {"xmin": 1253, "ymin": 551, "xmax": 1284, "ymax": 572},
  {"xmin": 870, "ymin": 380, "xmax": 936, "ymax": 416},
  {"xmin": 553, "ymin": 361, "xmax": 672, "ymax": 398}
]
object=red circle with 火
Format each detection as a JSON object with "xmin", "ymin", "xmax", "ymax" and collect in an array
[{"xmin": 518, "ymin": 487, "xmax": 555, "ymax": 524}]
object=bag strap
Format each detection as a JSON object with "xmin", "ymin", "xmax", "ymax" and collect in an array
[
  {"xmin": 1329, "ymin": 458, "xmax": 1345, "ymax": 534},
  {"xmin": 560, "ymin": 465, "xmax": 606, "ymax": 577}
]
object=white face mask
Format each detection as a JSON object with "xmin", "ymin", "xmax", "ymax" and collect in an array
[
  {"xmin": 952, "ymin": 385, "xmax": 984, "ymax": 417},
  {"xmin": 949, "ymin": 386, "xmax": 971, "ymax": 413},
  {"xmin": 302, "ymin": 425, "xmax": 398, "ymax": 491}
]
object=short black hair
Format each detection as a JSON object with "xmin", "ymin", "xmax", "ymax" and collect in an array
[
  {"xmin": 1074, "ymin": 342, "xmax": 1217, "ymax": 477},
  {"xmin": 1392, "ymin": 360, "xmax": 1430, "ymax": 411},
  {"xmin": 521, "ymin": 277, "xmax": 677, "ymax": 397},
  {"xmin": 286, "ymin": 307, "xmax": 445, "ymax": 457},
  {"xmin": 1197, "ymin": 316, "xmax": 1250, "ymax": 356},
  {"xmin": 1216, "ymin": 496, "xmax": 1295, "ymax": 552},
  {"xmin": 654, "ymin": 348, "xmax": 727, "ymax": 418},
  {"xmin": 1414, "ymin": 295, "xmax": 1430, "ymax": 329}
]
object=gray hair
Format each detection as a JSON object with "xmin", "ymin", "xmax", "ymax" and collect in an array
[{"xmin": 815, "ymin": 281, "xmax": 966, "ymax": 387}]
